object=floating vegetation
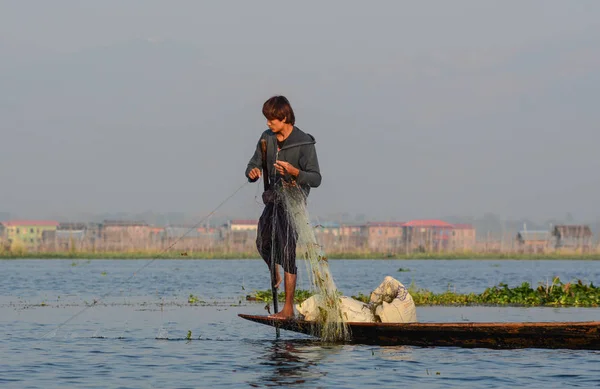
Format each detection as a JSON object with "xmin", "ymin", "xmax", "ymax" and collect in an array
[
  {"xmin": 248, "ymin": 289, "xmax": 312, "ymax": 303},
  {"xmin": 350, "ymin": 292, "xmax": 370, "ymax": 303},
  {"xmin": 188, "ymin": 294, "xmax": 205, "ymax": 304},
  {"xmin": 248, "ymin": 278, "xmax": 600, "ymax": 307},
  {"xmin": 404, "ymin": 278, "xmax": 599, "ymax": 307},
  {"xmin": 478, "ymin": 278, "xmax": 599, "ymax": 307}
]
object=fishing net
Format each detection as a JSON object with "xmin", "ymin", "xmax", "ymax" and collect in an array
[{"xmin": 279, "ymin": 185, "xmax": 350, "ymax": 342}]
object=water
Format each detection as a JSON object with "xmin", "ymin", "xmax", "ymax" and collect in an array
[{"xmin": 1, "ymin": 259, "xmax": 599, "ymax": 388}]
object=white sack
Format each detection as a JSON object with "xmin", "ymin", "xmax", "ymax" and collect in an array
[
  {"xmin": 295, "ymin": 275, "xmax": 417, "ymax": 324},
  {"xmin": 296, "ymin": 295, "xmax": 374, "ymax": 323},
  {"xmin": 371, "ymin": 276, "xmax": 417, "ymax": 323},
  {"xmin": 339, "ymin": 296, "xmax": 375, "ymax": 323},
  {"xmin": 295, "ymin": 295, "xmax": 323, "ymax": 321}
]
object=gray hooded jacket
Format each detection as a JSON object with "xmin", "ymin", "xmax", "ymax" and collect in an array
[{"xmin": 245, "ymin": 126, "xmax": 321, "ymax": 197}]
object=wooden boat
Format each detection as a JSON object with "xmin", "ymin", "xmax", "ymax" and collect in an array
[{"xmin": 238, "ymin": 314, "xmax": 600, "ymax": 350}]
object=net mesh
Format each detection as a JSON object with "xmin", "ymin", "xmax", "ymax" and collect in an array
[{"xmin": 280, "ymin": 185, "xmax": 350, "ymax": 342}]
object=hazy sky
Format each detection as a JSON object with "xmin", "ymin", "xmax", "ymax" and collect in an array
[{"xmin": 1, "ymin": 1, "xmax": 599, "ymax": 223}]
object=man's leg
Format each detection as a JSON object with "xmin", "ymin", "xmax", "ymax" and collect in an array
[
  {"xmin": 270, "ymin": 271, "xmax": 296, "ymax": 319},
  {"xmin": 274, "ymin": 265, "xmax": 282, "ymax": 289},
  {"xmin": 269, "ymin": 200, "xmax": 297, "ymax": 319},
  {"xmin": 257, "ymin": 202, "xmax": 283, "ymax": 288}
]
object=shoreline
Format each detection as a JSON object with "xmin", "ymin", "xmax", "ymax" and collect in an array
[{"xmin": 1, "ymin": 251, "xmax": 600, "ymax": 260}]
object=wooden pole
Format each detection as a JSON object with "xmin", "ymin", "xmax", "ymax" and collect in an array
[{"xmin": 261, "ymin": 140, "xmax": 279, "ymax": 330}]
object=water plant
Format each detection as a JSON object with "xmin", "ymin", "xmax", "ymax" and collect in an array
[
  {"xmin": 188, "ymin": 294, "xmax": 203, "ymax": 304},
  {"xmin": 248, "ymin": 289, "xmax": 313, "ymax": 303},
  {"xmin": 350, "ymin": 292, "xmax": 370, "ymax": 303},
  {"xmin": 248, "ymin": 278, "xmax": 600, "ymax": 307},
  {"xmin": 479, "ymin": 277, "xmax": 599, "ymax": 307}
]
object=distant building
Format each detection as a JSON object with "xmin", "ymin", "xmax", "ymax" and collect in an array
[
  {"xmin": 56, "ymin": 223, "xmax": 87, "ymax": 243},
  {"xmin": 402, "ymin": 220, "xmax": 455, "ymax": 252},
  {"xmin": 58, "ymin": 222, "xmax": 88, "ymax": 231},
  {"xmin": 516, "ymin": 230, "xmax": 550, "ymax": 253},
  {"xmin": 163, "ymin": 226, "xmax": 222, "ymax": 251},
  {"xmin": 552, "ymin": 225, "xmax": 593, "ymax": 251},
  {"xmin": 313, "ymin": 222, "xmax": 341, "ymax": 236},
  {"xmin": 339, "ymin": 223, "xmax": 368, "ymax": 251},
  {"xmin": 366, "ymin": 222, "xmax": 404, "ymax": 253},
  {"xmin": 102, "ymin": 220, "xmax": 151, "ymax": 249},
  {"xmin": 229, "ymin": 220, "xmax": 258, "ymax": 231},
  {"xmin": 0, "ymin": 220, "xmax": 59, "ymax": 247},
  {"xmin": 51, "ymin": 222, "xmax": 102, "ymax": 250},
  {"xmin": 226, "ymin": 220, "xmax": 258, "ymax": 251},
  {"xmin": 149, "ymin": 227, "xmax": 165, "ymax": 240},
  {"xmin": 313, "ymin": 222, "xmax": 341, "ymax": 249},
  {"xmin": 451, "ymin": 224, "xmax": 477, "ymax": 251}
]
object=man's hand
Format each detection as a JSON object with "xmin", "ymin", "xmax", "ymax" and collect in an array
[
  {"xmin": 248, "ymin": 167, "xmax": 261, "ymax": 180},
  {"xmin": 274, "ymin": 160, "xmax": 299, "ymax": 178}
]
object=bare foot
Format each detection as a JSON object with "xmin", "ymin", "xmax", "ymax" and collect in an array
[{"xmin": 268, "ymin": 309, "xmax": 295, "ymax": 320}]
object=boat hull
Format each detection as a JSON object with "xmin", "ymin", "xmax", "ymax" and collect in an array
[{"xmin": 238, "ymin": 314, "xmax": 600, "ymax": 350}]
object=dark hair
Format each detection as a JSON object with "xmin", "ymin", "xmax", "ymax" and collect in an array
[{"xmin": 262, "ymin": 95, "xmax": 295, "ymax": 125}]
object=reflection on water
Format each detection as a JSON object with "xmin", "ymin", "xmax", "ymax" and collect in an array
[{"xmin": 249, "ymin": 340, "xmax": 337, "ymax": 387}]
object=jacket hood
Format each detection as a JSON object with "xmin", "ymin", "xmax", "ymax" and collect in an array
[{"xmin": 270, "ymin": 126, "xmax": 316, "ymax": 151}]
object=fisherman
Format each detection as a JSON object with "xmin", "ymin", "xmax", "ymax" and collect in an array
[{"xmin": 246, "ymin": 95, "xmax": 322, "ymax": 319}]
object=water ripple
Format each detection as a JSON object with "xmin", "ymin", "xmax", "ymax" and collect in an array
[{"xmin": 0, "ymin": 259, "xmax": 598, "ymax": 388}]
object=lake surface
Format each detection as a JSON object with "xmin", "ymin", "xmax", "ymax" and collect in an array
[{"xmin": 1, "ymin": 259, "xmax": 599, "ymax": 388}]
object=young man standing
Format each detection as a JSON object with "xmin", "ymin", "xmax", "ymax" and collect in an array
[{"xmin": 246, "ymin": 96, "xmax": 322, "ymax": 319}]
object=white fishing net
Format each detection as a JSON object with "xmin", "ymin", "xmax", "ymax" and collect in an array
[{"xmin": 280, "ymin": 185, "xmax": 350, "ymax": 342}]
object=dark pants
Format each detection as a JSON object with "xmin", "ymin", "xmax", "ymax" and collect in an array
[{"xmin": 256, "ymin": 196, "xmax": 297, "ymax": 275}]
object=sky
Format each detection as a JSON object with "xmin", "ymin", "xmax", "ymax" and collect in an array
[{"xmin": 1, "ymin": 1, "xmax": 599, "ymax": 223}]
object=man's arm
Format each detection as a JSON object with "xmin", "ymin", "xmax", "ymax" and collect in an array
[
  {"xmin": 296, "ymin": 144, "xmax": 322, "ymax": 188},
  {"xmin": 245, "ymin": 139, "xmax": 263, "ymax": 182}
]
